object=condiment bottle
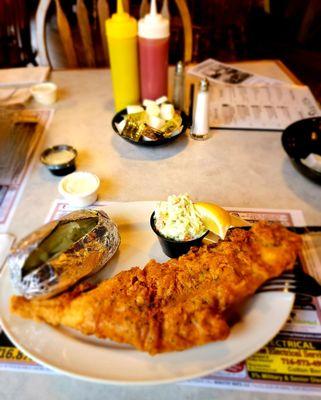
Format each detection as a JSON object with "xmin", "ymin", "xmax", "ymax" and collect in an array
[
  {"xmin": 190, "ymin": 78, "xmax": 210, "ymax": 140},
  {"xmin": 172, "ymin": 60, "xmax": 185, "ymax": 110},
  {"xmin": 138, "ymin": 0, "xmax": 170, "ymax": 100},
  {"xmin": 106, "ymin": 0, "xmax": 140, "ymax": 111}
]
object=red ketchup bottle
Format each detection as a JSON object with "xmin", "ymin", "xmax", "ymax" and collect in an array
[{"xmin": 138, "ymin": 0, "xmax": 170, "ymax": 100}]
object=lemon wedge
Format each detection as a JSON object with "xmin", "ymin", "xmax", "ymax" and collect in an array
[
  {"xmin": 230, "ymin": 214, "xmax": 251, "ymax": 228},
  {"xmin": 194, "ymin": 202, "xmax": 231, "ymax": 239},
  {"xmin": 194, "ymin": 202, "xmax": 249, "ymax": 239}
]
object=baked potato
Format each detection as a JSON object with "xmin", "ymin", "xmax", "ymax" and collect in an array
[{"xmin": 9, "ymin": 209, "xmax": 120, "ymax": 299}]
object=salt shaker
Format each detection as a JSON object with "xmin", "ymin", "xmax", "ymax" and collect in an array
[
  {"xmin": 172, "ymin": 60, "xmax": 185, "ymax": 110},
  {"xmin": 190, "ymin": 78, "xmax": 209, "ymax": 140}
]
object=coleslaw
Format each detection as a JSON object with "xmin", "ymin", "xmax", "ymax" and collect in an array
[{"xmin": 154, "ymin": 194, "xmax": 207, "ymax": 241}]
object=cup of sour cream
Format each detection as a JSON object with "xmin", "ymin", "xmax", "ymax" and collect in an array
[
  {"xmin": 30, "ymin": 82, "xmax": 58, "ymax": 105},
  {"xmin": 58, "ymin": 171, "xmax": 100, "ymax": 207}
]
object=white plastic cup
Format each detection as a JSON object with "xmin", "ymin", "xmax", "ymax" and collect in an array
[
  {"xmin": 58, "ymin": 172, "xmax": 100, "ymax": 207},
  {"xmin": 30, "ymin": 82, "xmax": 58, "ymax": 105}
]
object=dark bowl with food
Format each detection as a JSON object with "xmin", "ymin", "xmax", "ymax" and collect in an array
[
  {"xmin": 150, "ymin": 212, "xmax": 209, "ymax": 258},
  {"xmin": 112, "ymin": 109, "xmax": 189, "ymax": 147},
  {"xmin": 40, "ymin": 144, "xmax": 77, "ymax": 176},
  {"xmin": 282, "ymin": 117, "xmax": 321, "ymax": 185}
]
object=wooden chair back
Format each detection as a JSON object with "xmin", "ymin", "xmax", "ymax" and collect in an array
[
  {"xmin": 36, "ymin": 0, "xmax": 191, "ymax": 67},
  {"xmin": 36, "ymin": 0, "xmax": 130, "ymax": 68},
  {"xmin": 139, "ymin": 0, "xmax": 193, "ymax": 63}
]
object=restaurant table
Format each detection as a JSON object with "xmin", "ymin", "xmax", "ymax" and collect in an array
[{"xmin": 1, "ymin": 60, "xmax": 321, "ymax": 400}]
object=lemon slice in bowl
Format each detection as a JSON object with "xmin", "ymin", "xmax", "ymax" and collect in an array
[{"xmin": 194, "ymin": 202, "xmax": 249, "ymax": 239}]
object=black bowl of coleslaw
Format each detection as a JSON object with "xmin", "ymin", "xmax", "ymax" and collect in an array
[{"xmin": 150, "ymin": 212, "xmax": 209, "ymax": 258}]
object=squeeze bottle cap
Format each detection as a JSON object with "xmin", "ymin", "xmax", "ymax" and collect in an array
[
  {"xmin": 138, "ymin": 0, "xmax": 169, "ymax": 39},
  {"xmin": 106, "ymin": 0, "xmax": 137, "ymax": 38}
]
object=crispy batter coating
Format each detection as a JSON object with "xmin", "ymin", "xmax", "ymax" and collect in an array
[{"xmin": 11, "ymin": 222, "xmax": 301, "ymax": 354}]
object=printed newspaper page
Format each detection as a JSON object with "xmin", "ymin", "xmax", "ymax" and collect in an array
[
  {"xmin": 1, "ymin": 201, "xmax": 320, "ymax": 395},
  {"xmin": 188, "ymin": 59, "xmax": 286, "ymax": 86}
]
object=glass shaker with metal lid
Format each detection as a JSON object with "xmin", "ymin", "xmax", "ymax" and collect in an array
[{"xmin": 190, "ymin": 78, "xmax": 209, "ymax": 140}]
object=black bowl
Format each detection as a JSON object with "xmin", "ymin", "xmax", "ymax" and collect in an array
[
  {"xmin": 112, "ymin": 108, "xmax": 189, "ymax": 146},
  {"xmin": 282, "ymin": 117, "xmax": 321, "ymax": 185},
  {"xmin": 150, "ymin": 212, "xmax": 209, "ymax": 258},
  {"xmin": 40, "ymin": 144, "xmax": 77, "ymax": 176}
]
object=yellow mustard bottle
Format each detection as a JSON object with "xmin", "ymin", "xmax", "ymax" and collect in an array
[{"xmin": 106, "ymin": 0, "xmax": 140, "ymax": 111}]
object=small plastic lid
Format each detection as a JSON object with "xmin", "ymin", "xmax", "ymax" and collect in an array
[
  {"xmin": 106, "ymin": 0, "xmax": 137, "ymax": 38},
  {"xmin": 138, "ymin": 0, "xmax": 169, "ymax": 39}
]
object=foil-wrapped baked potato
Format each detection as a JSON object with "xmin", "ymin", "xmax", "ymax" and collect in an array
[{"xmin": 9, "ymin": 209, "xmax": 120, "ymax": 299}]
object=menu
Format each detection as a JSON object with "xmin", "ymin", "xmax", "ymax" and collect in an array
[
  {"xmin": 188, "ymin": 58, "xmax": 321, "ymax": 131},
  {"xmin": 208, "ymin": 84, "xmax": 321, "ymax": 130},
  {"xmin": 1, "ymin": 202, "xmax": 321, "ymax": 395}
]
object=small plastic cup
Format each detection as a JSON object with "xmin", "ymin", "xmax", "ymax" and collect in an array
[
  {"xmin": 30, "ymin": 82, "xmax": 58, "ymax": 105},
  {"xmin": 58, "ymin": 171, "xmax": 100, "ymax": 207},
  {"xmin": 150, "ymin": 212, "xmax": 208, "ymax": 258}
]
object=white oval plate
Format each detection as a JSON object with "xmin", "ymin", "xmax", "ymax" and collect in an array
[{"xmin": 0, "ymin": 201, "xmax": 295, "ymax": 385}]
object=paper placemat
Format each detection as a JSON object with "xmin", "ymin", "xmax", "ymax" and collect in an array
[{"xmin": 0, "ymin": 109, "xmax": 54, "ymax": 233}]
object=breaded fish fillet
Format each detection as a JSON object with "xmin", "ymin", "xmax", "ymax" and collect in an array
[{"xmin": 11, "ymin": 222, "xmax": 301, "ymax": 354}]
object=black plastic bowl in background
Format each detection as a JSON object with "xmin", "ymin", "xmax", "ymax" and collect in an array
[
  {"xmin": 112, "ymin": 108, "xmax": 189, "ymax": 147},
  {"xmin": 281, "ymin": 117, "xmax": 321, "ymax": 185},
  {"xmin": 150, "ymin": 212, "xmax": 209, "ymax": 258},
  {"xmin": 40, "ymin": 144, "xmax": 77, "ymax": 176}
]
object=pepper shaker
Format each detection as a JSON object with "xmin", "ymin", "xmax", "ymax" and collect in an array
[
  {"xmin": 172, "ymin": 60, "xmax": 185, "ymax": 111},
  {"xmin": 190, "ymin": 78, "xmax": 209, "ymax": 140}
]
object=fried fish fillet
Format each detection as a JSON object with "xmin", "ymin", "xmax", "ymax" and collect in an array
[{"xmin": 11, "ymin": 222, "xmax": 301, "ymax": 354}]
